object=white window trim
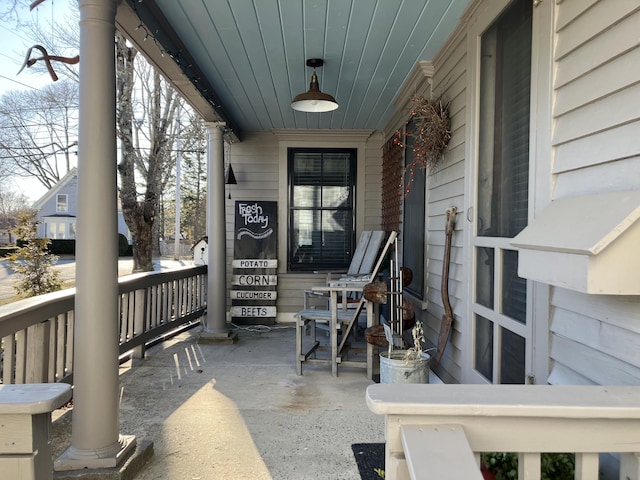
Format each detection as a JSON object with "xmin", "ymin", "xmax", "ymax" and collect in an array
[{"xmin": 273, "ymin": 129, "xmax": 372, "ymax": 275}]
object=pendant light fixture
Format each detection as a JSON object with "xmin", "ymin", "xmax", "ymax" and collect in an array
[{"xmin": 291, "ymin": 58, "xmax": 338, "ymax": 113}]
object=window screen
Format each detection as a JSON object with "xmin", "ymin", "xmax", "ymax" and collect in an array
[
  {"xmin": 288, "ymin": 149, "xmax": 356, "ymax": 271},
  {"xmin": 477, "ymin": 0, "xmax": 531, "ymax": 238},
  {"xmin": 402, "ymin": 121, "xmax": 426, "ymax": 298}
]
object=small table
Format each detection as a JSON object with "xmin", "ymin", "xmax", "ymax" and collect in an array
[
  {"xmin": 296, "ymin": 284, "xmax": 377, "ymax": 377},
  {"xmin": 0, "ymin": 383, "xmax": 72, "ymax": 480}
]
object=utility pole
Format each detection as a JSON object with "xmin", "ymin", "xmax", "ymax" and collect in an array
[{"xmin": 174, "ymin": 107, "xmax": 181, "ymax": 260}]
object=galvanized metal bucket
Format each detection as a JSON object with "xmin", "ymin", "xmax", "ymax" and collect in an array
[{"xmin": 379, "ymin": 350, "xmax": 431, "ymax": 384}]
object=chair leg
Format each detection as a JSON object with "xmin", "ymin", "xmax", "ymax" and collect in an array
[
  {"xmin": 332, "ymin": 320, "xmax": 339, "ymax": 377},
  {"xmin": 295, "ymin": 317, "xmax": 303, "ymax": 375}
]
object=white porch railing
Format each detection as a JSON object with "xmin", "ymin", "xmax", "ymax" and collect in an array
[
  {"xmin": 366, "ymin": 383, "xmax": 640, "ymax": 480},
  {"xmin": 0, "ymin": 265, "xmax": 207, "ymax": 385}
]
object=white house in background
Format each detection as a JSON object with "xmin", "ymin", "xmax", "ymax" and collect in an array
[{"xmin": 32, "ymin": 168, "xmax": 130, "ymax": 242}]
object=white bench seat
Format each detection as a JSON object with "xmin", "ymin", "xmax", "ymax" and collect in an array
[
  {"xmin": 399, "ymin": 424, "xmax": 482, "ymax": 480},
  {"xmin": 0, "ymin": 383, "xmax": 72, "ymax": 480}
]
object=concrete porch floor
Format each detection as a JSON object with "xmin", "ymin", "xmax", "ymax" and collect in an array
[{"xmin": 52, "ymin": 323, "xmax": 385, "ymax": 480}]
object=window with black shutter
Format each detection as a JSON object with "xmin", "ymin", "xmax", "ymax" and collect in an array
[{"xmin": 288, "ymin": 148, "xmax": 356, "ymax": 271}]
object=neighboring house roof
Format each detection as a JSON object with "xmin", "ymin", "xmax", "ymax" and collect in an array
[
  {"xmin": 41, "ymin": 214, "xmax": 76, "ymax": 218},
  {"xmin": 31, "ymin": 167, "xmax": 78, "ymax": 210},
  {"xmin": 32, "ymin": 167, "xmax": 125, "ymax": 212}
]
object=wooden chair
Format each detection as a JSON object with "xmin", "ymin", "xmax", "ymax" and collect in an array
[
  {"xmin": 296, "ymin": 231, "xmax": 398, "ymax": 377},
  {"xmin": 303, "ymin": 230, "xmax": 386, "ymax": 310}
]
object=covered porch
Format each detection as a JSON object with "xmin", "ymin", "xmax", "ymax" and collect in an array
[
  {"xmin": 2, "ymin": 262, "xmax": 640, "ymax": 479},
  {"xmin": 6, "ymin": 0, "xmax": 640, "ymax": 478}
]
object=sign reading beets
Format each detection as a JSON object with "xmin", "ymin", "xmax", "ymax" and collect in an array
[{"xmin": 232, "ymin": 201, "xmax": 277, "ymax": 325}]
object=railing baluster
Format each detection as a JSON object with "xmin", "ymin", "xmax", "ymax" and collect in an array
[
  {"xmin": 178, "ymin": 279, "xmax": 184, "ymax": 318},
  {"xmin": 157, "ymin": 282, "xmax": 163, "ymax": 323},
  {"xmin": 119, "ymin": 292, "xmax": 126, "ymax": 343},
  {"xmin": 26, "ymin": 322, "xmax": 50, "ymax": 383},
  {"xmin": 151, "ymin": 285, "xmax": 158, "ymax": 328},
  {"xmin": 518, "ymin": 452, "xmax": 541, "ymax": 480},
  {"xmin": 15, "ymin": 329, "xmax": 27, "ymax": 383},
  {"xmin": 166, "ymin": 280, "xmax": 173, "ymax": 321},
  {"xmin": 131, "ymin": 288, "xmax": 147, "ymax": 360},
  {"xmin": 48, "ymin": 318, "xmax": 56, "ymax": 382},
  {"xmin": 621, "ymin": 453, "xmax": 640, "ymax": 480},
  {"xmin": 56, "ymin": 314, "xmax": 66, "ymax": 381},
  {"xmin": 1, "ymin": 335, "xmax": 16, "ymax": 384},
  {"xmin": 128, "ymin": 290, "xmax": 135, "ymax": 339},
  {"xmin": 65, "ymin": 311, "xmax": 74, "ymax": 380},
  {"xmin": 575, "ymin": 452, "xmax": 599, "ymax": 480}
]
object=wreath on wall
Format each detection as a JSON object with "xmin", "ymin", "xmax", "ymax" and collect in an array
[{"xmin": 393, "ymin": 94, "xmax": 451, "ymax": 197}]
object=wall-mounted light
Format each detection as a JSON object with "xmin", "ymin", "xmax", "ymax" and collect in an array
[
  {"xmin": 291, "ymin": 58, "xmax": 338, "ymax": 113},
  {"xmin": 225, "ymin": 164, "xmax": 237, "ymax": 199},
  {"xmin": 225, "ymin": 164, "xmax": 237, "ymax": 185}
]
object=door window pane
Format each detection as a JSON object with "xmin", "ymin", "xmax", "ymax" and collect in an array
[
  {"xmin": 502, "ymin": 249, "xmax": 526, "ymax": 324},
  {"xmin": 476, "ymin": 247, "xmax": 494, "ymax": 309},
  {"xmin": 500, "ymin": 328, "xmax": 525, "ymax": 384},
  {"xmin": 475, "ymin": 315, "xmax": 494, "ymax": 382}
]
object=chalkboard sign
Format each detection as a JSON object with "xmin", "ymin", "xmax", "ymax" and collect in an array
[
  {"xmin": 232, "ymin": 200, "xmax": 277, "ymax": 325},
  {"xmin": 234, "ymin": 201, "xmax": 277, "ymax": 259}
]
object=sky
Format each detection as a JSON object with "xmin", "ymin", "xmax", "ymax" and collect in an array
[{"xmin": 0, "ymin": 0, "xmax": 77, "ymax": 202}]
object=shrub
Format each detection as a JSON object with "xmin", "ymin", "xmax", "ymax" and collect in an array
[
  {"xmin": 118, "ymin": 233, "xmax": 131, "ymax": 256},
  {"xmin": 0, "ymin": 246, "xmax": 18, "ymax": 258},
  {"xmin": 482, "ymin": 452, "xmax": 575, "ymax": 480},
  {"xmin": 9, "ymin": 213, "xmax": 63, "ymax": 297},
  {"xmin": 49, "ymin": 239, "xmax": 76, "ymax": 255}
]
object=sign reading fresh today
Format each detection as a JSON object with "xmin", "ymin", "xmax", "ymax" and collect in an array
[{"xmin": 232, "ymin": 201, "xmax": 277, "ymax": 325}]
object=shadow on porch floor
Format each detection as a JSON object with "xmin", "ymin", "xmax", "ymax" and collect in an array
[{"xmin": 52, "ymin": 323, "xmax": 384, "ymax": 480}]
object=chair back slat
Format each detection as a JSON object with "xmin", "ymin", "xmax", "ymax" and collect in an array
[
  {"xmin": 343, "ymin": 230, "xmax": 395, "ymax": 281},
  {"xmin": 347, "ymin": 231, "xmax": 373, "ymax": 276},
  {"xmin": 354, "ymin": 231, "xmax": 385, "ymax": 276}
]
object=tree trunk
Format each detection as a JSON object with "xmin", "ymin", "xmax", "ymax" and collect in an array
[
  {"xmin": 115, "ymin": 33, "xmax": 155, "ymax": 272},
  {"xmin": 115, "ymin": 34, "xmax": 180, "ymax": 272},
  {"xmin": 130, "ymin": 215, "xmax": 154, "ymax": 272}
]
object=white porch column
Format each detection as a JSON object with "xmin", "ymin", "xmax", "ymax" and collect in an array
[
  {"xmin": 200, "ymin": 122, "xmax": 237, "ymax": 342},
  {"xmin": 55, "ymin": 0, "xmax": 135, "ymax": 470}
]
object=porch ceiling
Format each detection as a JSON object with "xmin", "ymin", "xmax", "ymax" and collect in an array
[{"xmin": 116, "ymin": 0, "xmax": 472, "ymax": 140}]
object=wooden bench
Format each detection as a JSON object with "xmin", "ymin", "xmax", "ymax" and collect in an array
[
  {"xmin": 0, "ymin": 383, "xmax": 72, "ymax": 480},
  {"xmin": 366, "ymin": 383, "xmax": 640, "ymax": 480}
]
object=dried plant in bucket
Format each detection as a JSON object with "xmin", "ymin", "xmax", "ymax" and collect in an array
[
  {"xmin": 403, "ymin": 320, "xmax": 425, "ymax": 361},
  {"xmin": 394, "ymin": 94, "xmax": 451, "ymax": 197}
]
